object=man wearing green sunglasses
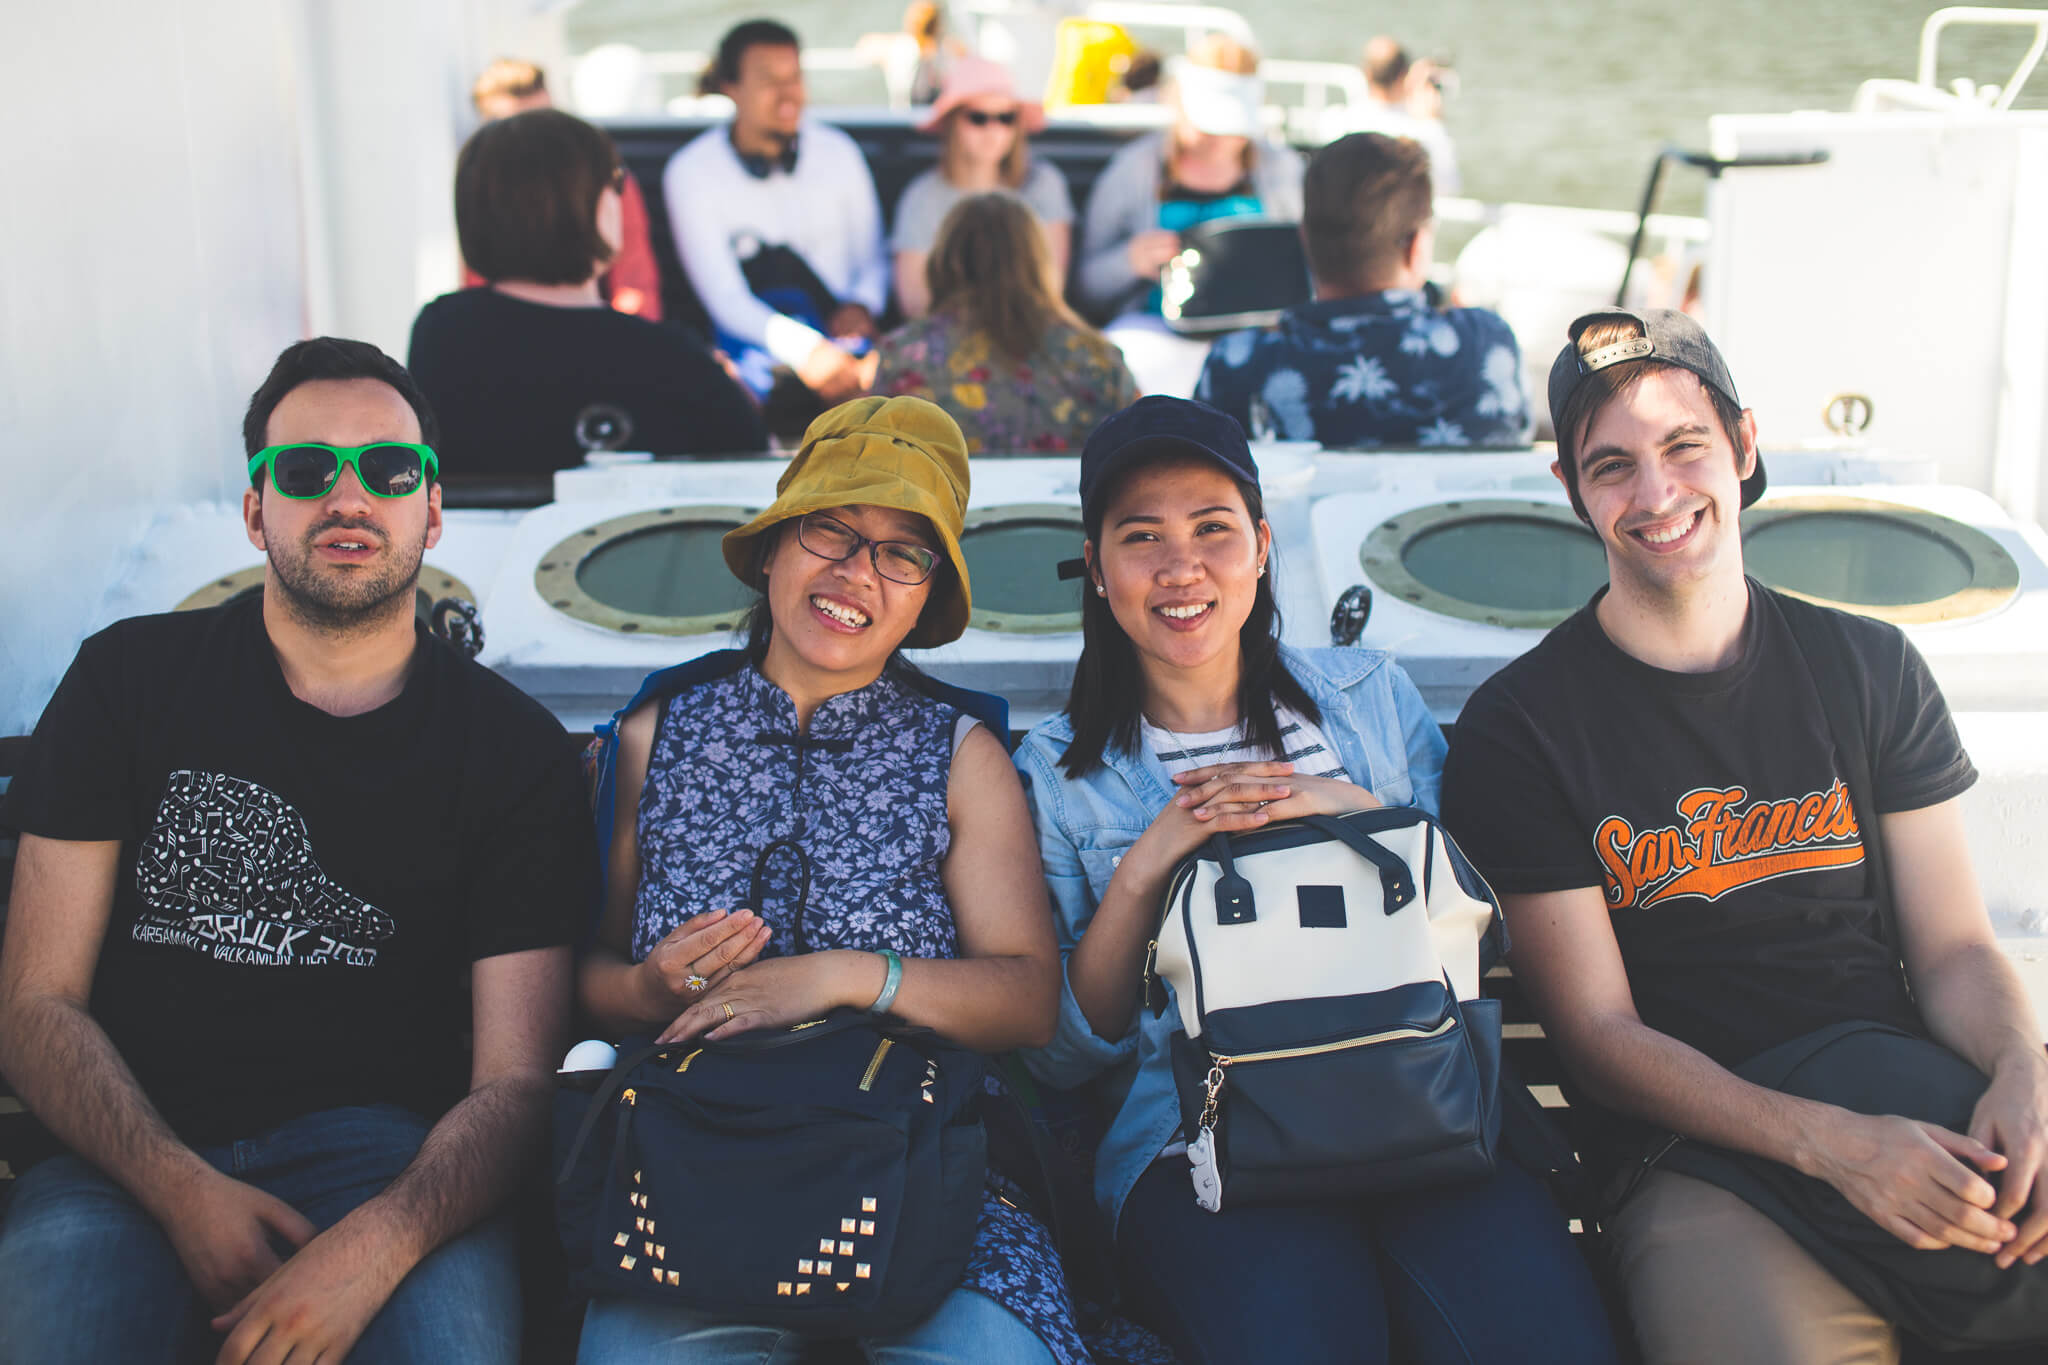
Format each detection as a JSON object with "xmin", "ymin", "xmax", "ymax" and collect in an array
[
  {"xmin": 242, "ymin": 369, "xmax": 443, "ymax": 636},
  {"xmin": 0, "ymin": 338, "xmax": 594, "ymax": 1365}
]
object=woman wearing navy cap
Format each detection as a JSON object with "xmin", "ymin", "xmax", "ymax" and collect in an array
[{"xmin": 1011, "ymin": 396, "xmax": 1621, "ymax": 1363}]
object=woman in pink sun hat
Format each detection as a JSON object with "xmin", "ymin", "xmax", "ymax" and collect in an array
[{"xmin": 892, "ymin": 56, "xmax": 1073, "ymax": 318}]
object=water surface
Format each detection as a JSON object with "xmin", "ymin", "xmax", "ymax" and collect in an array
[{"xmin": 566, "ymin": 0, "xmax": 2046, "ymax": 215}]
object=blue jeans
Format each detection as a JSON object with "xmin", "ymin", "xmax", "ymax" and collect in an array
[
  {"xmin": 0, "ymin": 1104, "xmax": 520, "ymax": 1365},
  {"xmin": 1117, "ymin": 1156, "xmax": 1623, "ymax": 1365},
  {"xmin": 577, "ymin": 1286, "xmax": 1054, "ymax": 1364}
]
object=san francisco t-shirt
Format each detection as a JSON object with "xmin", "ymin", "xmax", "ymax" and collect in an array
[
  {"xmin": 1440, "ymin": 582, "xmax": 1975, "ymax": 1071},
  {"xmin": 3, "ymin": 597, "xmax": 597, "ymax": 1144}
]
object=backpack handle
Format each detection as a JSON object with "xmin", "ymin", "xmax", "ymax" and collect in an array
[
  {"xmin": 1209, "ymin": 813, "xmax": 1416, "ymax": 920},
  {"xmin": 1296, "ymin": 813, "xmax": 1418, "ymax": 915}
]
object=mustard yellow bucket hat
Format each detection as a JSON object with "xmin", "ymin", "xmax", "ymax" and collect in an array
[{"xmin": 722, "ymin": 396, "xmax": 973, "ymax": 648}]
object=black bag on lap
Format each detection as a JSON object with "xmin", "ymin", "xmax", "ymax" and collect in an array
[
  {"xmin": 554, "ymin": 1010, "xmax": 987, "ymax": 1334},
  {"xmin": 1657, "ymin": 1022, "xmax": 2048, "ymax": 1351}
]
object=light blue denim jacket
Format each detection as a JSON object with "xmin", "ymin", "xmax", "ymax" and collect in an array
[{"xmin": 1011, "ymin": 645, "xmax": 1447, "ymax": 1232}]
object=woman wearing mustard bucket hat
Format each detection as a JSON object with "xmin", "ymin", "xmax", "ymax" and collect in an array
[{"xmin": 575, "ymin": 396, "xmax": 1085, "ymax": 1365}]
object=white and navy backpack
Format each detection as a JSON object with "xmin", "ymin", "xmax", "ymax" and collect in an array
[{"xmin": 1140, "ymin": 809, "xmax": 1507, "ymax": 1211}]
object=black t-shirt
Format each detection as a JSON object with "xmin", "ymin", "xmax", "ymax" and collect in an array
[
  {"xmin": 2, "ymin": 599, "xmax": 598, "ymax": 1144},
  {"xmin": 407, "ymin": 288, "xmax": 767, "ymax": 475},
  {"xmin": 1440, "ymin": 581, "xmax": 1976, "ymax": 1071}
]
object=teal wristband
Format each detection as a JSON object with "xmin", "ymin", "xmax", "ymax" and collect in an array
[{"xmin": 867, "ymin": 949, "xmax": 904, "ymax": 1016}]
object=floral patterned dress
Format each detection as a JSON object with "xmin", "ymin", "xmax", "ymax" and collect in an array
[
  {"xmin": 872, "ymin": 313, "xmax": 1138, "ymax": 455},
  {"xmin": 631, "ymin": 663, "xmax": 1090, "ymax": 1364}
]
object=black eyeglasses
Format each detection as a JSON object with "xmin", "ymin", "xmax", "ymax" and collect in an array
[
  {"xmin": 961, "ymin": 109, "xmax": 1019, "ymax": 127},
  {"xmin": 796, "ymin": 513, "xmax": 939, "ymax": 586}
]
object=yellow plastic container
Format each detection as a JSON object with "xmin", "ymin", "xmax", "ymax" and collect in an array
[{"xmin": 1045, "ymin": 19, "xmax": 1139, "ymax": 108}]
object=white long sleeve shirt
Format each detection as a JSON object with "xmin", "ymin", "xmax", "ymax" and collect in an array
[{"xmin": 662, "ymin": 119, "xmax": 890, "ymax": 367}]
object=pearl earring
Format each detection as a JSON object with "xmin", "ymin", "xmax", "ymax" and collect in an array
[{"xmin": 1094, "ymin": 584, "xmax": 1107, "ymax": 596}]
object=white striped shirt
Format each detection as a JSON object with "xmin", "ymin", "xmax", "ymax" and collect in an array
[{"xmin": 1140, "ymin": 705, "xmax": 1351, "ymax": 783}]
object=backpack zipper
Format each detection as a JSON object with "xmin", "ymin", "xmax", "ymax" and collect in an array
[
  {"xmin": 858, "ymin": 1037, "xmax": 895, "ymax": 1092},
  {"xmin": 1212, "ymin": 1016, "xmax": 1457, "ymax": 1068}
]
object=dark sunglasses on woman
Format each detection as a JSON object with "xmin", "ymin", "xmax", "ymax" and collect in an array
[{"xmin": 960, "ymin": 109, "xmax": 1019, "ymax": 127}]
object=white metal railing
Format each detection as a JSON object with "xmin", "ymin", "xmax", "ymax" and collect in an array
[
  {"xmin": 1434, "ymin": 196, "xmax": 1710, "ymax": 254},
  {"xmin": 1916, "ymin": 6, "xmax": 2048, "ymax": 110},
  {"xmin": 637, "ymin": 49, "xmax": 878, "ymax": 78},
  {"xmin": 634, "ymin": 48, "xmax": 904, "ymax": 113},
  {"xmin": 1074, "ymin": 1, "xmax": 1257, "ymax": 51}
]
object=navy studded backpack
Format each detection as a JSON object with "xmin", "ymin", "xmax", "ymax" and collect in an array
[{"xmin": 555, "ymin": 1010, "xmax": 987, "ymax": 1333}]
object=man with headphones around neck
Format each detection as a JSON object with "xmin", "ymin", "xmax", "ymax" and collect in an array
[{"xmin": 663, "ymin": 20, "xmax": 889, "ymax": 410}]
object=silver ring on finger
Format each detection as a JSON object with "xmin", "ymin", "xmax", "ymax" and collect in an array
[{"xmin": 1255, "ymin": 800, "xmax": 1271, "ymax": 810}]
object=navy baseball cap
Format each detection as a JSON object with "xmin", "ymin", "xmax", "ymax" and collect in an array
[
  {"xmin": 1548, "ymin": 308, "xmax": 1765, "ymax": 510},
  {"xmin": 1077, "ymin": 395, "xmax": 1260, "ymax": 518}
]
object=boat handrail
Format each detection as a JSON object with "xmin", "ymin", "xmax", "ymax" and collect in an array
[
  {"xmin": 1070, "ymin": 0, "xmax": 1257, "ymax": 49},
  {"xmin": 636, "ymin": 48, "xmax": 881, "ymax": 78},
  {"xmin": 1433, "ymin": 196, "xmax": 1710, "ymax": 249},
  {"xmin": 621, "ymin": 47, "xmax": 1369, "ymax": 135},
  {"xmin": 1916, "ymin": 6, "xmax": 2047, "ymax": 109}
]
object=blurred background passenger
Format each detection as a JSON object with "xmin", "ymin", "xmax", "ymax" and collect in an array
[
  {"xmin": 466, "ymin": 58, "xmax": 664, "ymax": 320},
  {"xmin": 1352, "ymin": 35, "xmax": 1460, "ymax": 194},
  {"xmin": 409, "ymin": 109, "xmax": 764, "ymax": 475},
  {"xmin": 1113, "ymin": 48, "xmax": 1163, "ymax": 102},
  {"xmin": 858, "ymin": 1, "xmax": 962, "ymax": 106},
  {"xmin": 1196, "ymin": 133, "xmax": 1525, "ymax": 447},
  {"xmin": 893, "ymin": 57, "xmax": 1073, "ymax": 318},
  {"xmin": 1076, "ymin": 35, "xmax": 1301, "ymax": 320},
  {"xmin": 664, "ymin": 21, "xmax": 888, "ymax": 406},
  {"xmin": 874, "ymin": 194, "xmax": 1135, "ymax": 453},
  {"xmin": 1077, "ymin": 34, "xmax": 1302, "ymax": 395}
]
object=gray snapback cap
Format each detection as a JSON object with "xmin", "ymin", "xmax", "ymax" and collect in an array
[{"xmin": 1548, "ymin": 308, "xmax": 1764, "ymax": 509}]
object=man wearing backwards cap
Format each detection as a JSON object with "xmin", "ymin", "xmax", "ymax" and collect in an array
[{"xmin": 1441, "ymin": 309, "xmax": 2048, "ymax": 1361}]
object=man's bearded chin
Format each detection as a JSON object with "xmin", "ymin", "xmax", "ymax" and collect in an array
[{"xmin": 268, "ymin": 530, "xmax": 426, "ymax": 635}]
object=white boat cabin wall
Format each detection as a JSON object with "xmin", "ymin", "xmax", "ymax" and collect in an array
[{"xmin": 10, "ymin": 4, "xmax": 2048, "ymax": 1016}]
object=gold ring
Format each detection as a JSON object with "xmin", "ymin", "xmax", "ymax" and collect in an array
[{"xmin": 722, "ymin": 1002, "xmax": 736, "ymax": 1022}]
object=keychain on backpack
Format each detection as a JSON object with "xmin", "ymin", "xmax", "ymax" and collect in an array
[
  {"xmin": 1188, "ymin": 1061, "xmax": 1226, "ymax": 1211},
  {"xmin": 1188, "ymin": 1129, "xmax": 1224, "ymax": 1212}
]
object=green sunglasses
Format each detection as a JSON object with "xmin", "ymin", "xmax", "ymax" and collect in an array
[{"xmin": 248, "ymin": 442, "xmax": 440, "ymax": 499}]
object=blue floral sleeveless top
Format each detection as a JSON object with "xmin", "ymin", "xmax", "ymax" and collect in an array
[{"xmin": 630, "ymin": 663, "xmax": 1089, "ymax": 1365}]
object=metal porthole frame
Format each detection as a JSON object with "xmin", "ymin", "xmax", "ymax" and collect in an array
[
  {"xmin": 1359, "ymin": 498, "xmax": 1602, "ymax": 631},
  {"xmin": 176, "ymin": 563, "xmax": 475, "ymax": 613},
  {"xmin": 534, "ymin": 506, "xmax": 760, "ymax": 636},
  {"xmin": 1741, "ymin": 494, "xmax": 2020, "ymax": 625},
  {"xmin": 960, "ymin": 502, "xmax": 1085, "ymax": 635}
]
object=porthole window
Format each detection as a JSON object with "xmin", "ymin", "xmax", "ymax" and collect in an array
[
  {"xmin": 958, "ymin": 504, "xmax": 1084, "ymax": 634},
  {"xmin": 1742, "ymin": 496, "xmax": 2019, "ymax": 624},
  {"xmin": 1360, "ymin": 499, "xmax": 1607, "ymax": 630},
  {"xmin": 534, "ymin": 507, "xmax": 757, "ymax": 636}
]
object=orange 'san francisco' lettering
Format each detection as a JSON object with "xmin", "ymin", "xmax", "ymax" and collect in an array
[{"xmin": 1596, "ymin": 781, "xmax": 1862, "ymax": 910}]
